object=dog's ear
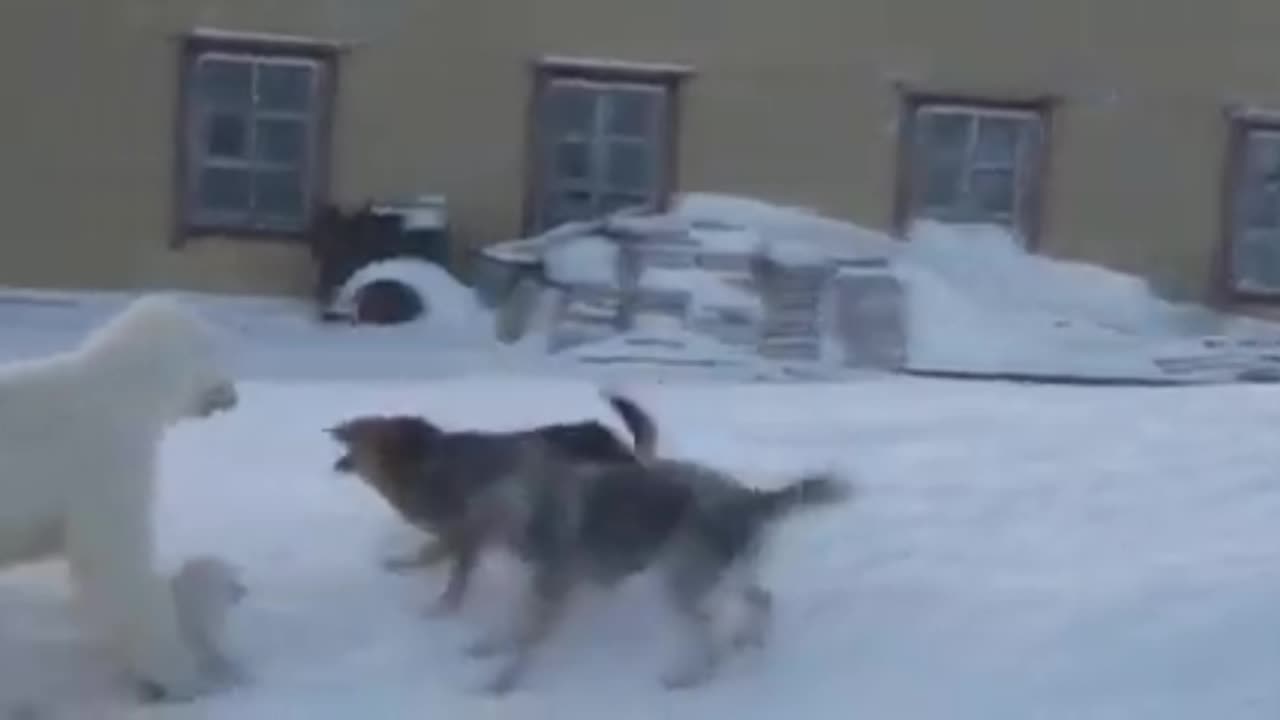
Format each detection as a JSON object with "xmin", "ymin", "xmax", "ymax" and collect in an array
[
  {"xmin": 384, "ymin": 417, "xmax": 438, "ymax": 456},
  {"xmin": 326, "ymin": 420, "xmax": 356, "ymax": 443}
]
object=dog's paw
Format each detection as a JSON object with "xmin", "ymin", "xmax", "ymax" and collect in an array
[
  {"xmin": 422, "ymin": 597, "xmax": 461, "ymax": 619},
  {"xmin": 729, "ymin": 623, "xmax": 769, "ymax": 652},
  {"xmin": 479, "ymin": 670, "xmax": 520, "ymax": 696},
  {"xmin": 135, "ymin": 676, "xmax": 208, "ymax": 705},
  {"xmin": 382, "ymin": 557, "xmax": 420, "ymax": 574},
  {"xmin": 205, "ymin": 656, "xmax": 250, "ymax": 690},
  {"xmin": 660, "ymin": 653, "xmax": 719, "ymax": 691},
  {"xmin": 478, "ymin": 657, "xmax": 529, "ymax": 696},
  {"xmin": 465, "ymin": 634, "xmax": 514, "ymax": 659}
]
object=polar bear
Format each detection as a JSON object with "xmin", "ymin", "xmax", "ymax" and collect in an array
[{"xmin": 0, "ymin": 294, "xmax": 238, "ymax": 701}]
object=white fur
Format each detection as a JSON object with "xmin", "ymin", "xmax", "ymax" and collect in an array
[
  {"xmin": 170, "ymin": 555, "xmax": 247, "ymax": 685},
  {"xmin": 0, "ymin": 295, "xmax": 238, "ymax": 701}
]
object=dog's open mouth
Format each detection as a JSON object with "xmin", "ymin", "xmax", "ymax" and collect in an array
[
  {"xmin": 333, "ymin": 453, "xmax": 354, "ymax": 472},
  {"xmin": 197, "ymin": 383, "xmax": 239, "ymax": 417}
]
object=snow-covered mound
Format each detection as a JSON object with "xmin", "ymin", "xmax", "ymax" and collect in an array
[
  {"xmin": 674, "ymin": 193, "xmax": 897, "ymax": 264},
  {"xmin": 329, "ymin": 258, "xmax": 492, "ymax": 340},
  {"xmin": 497, "ymin": 191, "xmax": 1280, "ymax": 383}
]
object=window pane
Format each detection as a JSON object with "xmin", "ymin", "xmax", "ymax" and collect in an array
[
  {"xmin": 1246, "ymin": 134, "xmax": 1280, "ymax": 179},
  {"xmin": 600, "ymin": 193, "xmax": 649, "ymax": 215},
  {"xmin": 1234, "ymin": 229, "xmax": 1280, "ymax": 291},
  {"xmin": 1242, "ymin": 134, "xmax": 1280, "ymax": 230},
  {"xmin": 197, "ymin": 166, "xmax": 251, "ymax": 213},
  {"xmin": 607, "ymin": 89, "xmax": 659, "ymax": 137},
  {"xmin": 605, "ymin": 140, "xmax": 654, "ymax": 191},
  {"xmin": 974, "ymin": 116, "xmax": 1023, "ymax": 166},
  {"xmin": 969, "ymin": 167, "xmax": 1016, "ymax": 216},
  {"xmin": 544, "ymin": 84, "xmax": 597, "ymax": 137},
  {"xmin": 917, "ymin": 111, "xmax": 972, "ymax": 158},
  {"xmin": 546, "ymin": 189, "xmax": 595, "ymax": 227},
  {"xmin": 256, "ymin": 63, "xmax": 314, "ymax": 112},
  {"xmin": 919, "ymin": 156, "xmax": 964, "ymax": 210},
  {"xmin": 195, "ymin": 58, "xmax": 252, "ymax": 107},
  {"xmin": 253, "ymin": 169, "xmax": 305, "ymax": 220},
  {"xmin": 553, "ymin": 141, "xmax": 592, "ymax": 182},
  {"xmin": 255, "ymin": 118, "xmax": 307, "ymax": 166},
  {"xmin": 204, "ymin": 112, "xmax": 248, "ymax": 159},
  {"xmin": 914, "ymin": 111, "xmax": 969, "ymax": 211},
  {"xmin": 1242, "ymin": 184, "xmax": 1280, "ymax": 229}
]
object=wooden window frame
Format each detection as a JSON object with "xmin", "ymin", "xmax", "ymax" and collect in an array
[
  {"xmin": 893, "ymin": 92, "xmax": 1055, "ymax": 249},
  {"xmin": 1217, "ymin": 111, "xmax": 1280, "ymax": 304},
  {"xmin": 522, "ymin": 57, "xmax": 692, "ymax": 235},
  {"xmin": 173, "ymin": 31, "xmax": 341, "ymax": 245}
]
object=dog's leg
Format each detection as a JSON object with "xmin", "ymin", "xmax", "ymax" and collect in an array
[
  {"xmin": 428, "ymin": 536, "xmax": 479, "ymax": 617},
  {"xmin": 659, "ymin": 564, "xmax": 723, "ymax": 690},
  {"xmin": 383, "ymin": 538, "xmax": 452, "ymax": 574},
  {"xmin": 728, "ymin": 558, "xmax": 774, "ymax": 652},
  {"xmin": 478, "ymin": 566, "xmax": 574, "ymax": 695},
  {"xmin": 732, "ymin": 583, "xmax": 774, "ymax": 651}
]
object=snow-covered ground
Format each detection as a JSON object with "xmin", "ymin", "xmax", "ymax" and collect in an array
[{"xmin": 1, "ymin": 293, "xmax": 1279, "ymax": 719}]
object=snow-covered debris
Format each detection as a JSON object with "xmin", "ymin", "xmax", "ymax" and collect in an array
[
  {"xmin": 482, "ymin": 191, "xmax": 1280, "ymax": 383},
  {"xmin": 544, "ymin": 233, "xmax": 621, "ymax": 287},
  {"xmin": 674, "ymin": 193, "xmax": 898, "ymax": 264},
  {"xmin": 640, "ymin": 268, "xmax": 761, "ymax": 314}
]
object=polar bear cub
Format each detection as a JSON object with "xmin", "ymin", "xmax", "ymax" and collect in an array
[
  {"xmin": 0, "ymin": 294, "xmax": 239, "ymax": 701},
  {"xmin": 171, "ymin": 555, "xmax": 248, "ymax": 684}
]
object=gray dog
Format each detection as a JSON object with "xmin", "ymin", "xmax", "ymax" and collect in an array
[{"xmin": 470, "ymin": 450, "xmax": 851, "ymax": 694}]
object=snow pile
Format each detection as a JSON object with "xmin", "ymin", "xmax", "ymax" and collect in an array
[
  {"xmin": 902, "ymin": 221, "xmax": 1188, "ymax": 336},
  {"xmin": 672, "ymin": 194, "xmax": 897, "ymax": 263},
  {"xmin": 544, "ymin": 233, "xmax": 620, "ymax": 287},
  {"xmin": 329, "ymin": 258, "xmax": 490, "ymax": 337},
  {"xmin": 641, "ymin": 268, "xmax": 763, "ymax": 316},
  {"xmin": 564, "ymin": 314, "xmax": 770, "ymax": 373},
  {"xmin": 892, "ymin": 222, "xmax": 1196, "ymax": 376},
  {"xmin": 492, "ymin": 191, "xmax": 1280, "ymax": 382}
]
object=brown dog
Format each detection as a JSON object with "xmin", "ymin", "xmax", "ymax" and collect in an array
[{"xmin": 327, "ymin": 392, "xmax": 656, "ymax": 615}]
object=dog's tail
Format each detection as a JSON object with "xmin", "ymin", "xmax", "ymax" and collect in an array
[
  {"xmin": 603, "ymin": 391, "xmax": 658, "ymax": 463},
  {"xmin": 749, "ymin": 471, "xmax": 853, "ymax": 523}
]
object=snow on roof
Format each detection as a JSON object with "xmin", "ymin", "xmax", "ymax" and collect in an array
[
  {"xmin": 536, "ymin": 55, "xmax": 696, "ymax": 77},
  {"xmin": 187, "ymin": 26, "xmax": 353, "ymax": 51}
]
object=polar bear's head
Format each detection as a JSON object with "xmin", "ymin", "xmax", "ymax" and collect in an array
[{"xmin": 78, "ymin": 295, "xmax": 239, "ymax": 424}]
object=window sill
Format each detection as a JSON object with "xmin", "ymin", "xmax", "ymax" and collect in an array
[
  {"xmin": 175, "ymin": 224, "xmax": 311, "ymax": 247},
  {"xmin": 1225, "ymin": 286, "xmax": 1280, "ymax": 305}
]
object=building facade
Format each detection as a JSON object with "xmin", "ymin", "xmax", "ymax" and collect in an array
[{"xmin": 4, "ymin": 0, "xmax": 1280, "ymax": 310}]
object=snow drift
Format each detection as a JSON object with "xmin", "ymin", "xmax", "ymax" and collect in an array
[{"xmin": 491, "ymin": 192, "xmax": 1280, "ymax": 383}]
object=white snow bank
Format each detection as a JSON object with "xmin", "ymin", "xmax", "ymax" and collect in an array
[
  {"xmin": 330, "ymin": 258, "xmax": 487, "ymax": 331},
  {"xmin": 492, "ymin": 190, "xmax": 1280, "ymax": 381},
  {"xmin": 902, "ymin": 221, "xmax": 1188, "ymax": 337},
  {"xmin": 891, "ymin": 221, "xmax": 1280, "ymax": 377},
  {"xmin": 669, "ymin": 197, "xmax": 1280, "ymax": 379},
  {"xmin": 544, "ymin": 233, "xmax": 620, "ymax": 286},
  {"xmin": 673, "ymin": 193, "xmax": 897, "ymax": 263}
]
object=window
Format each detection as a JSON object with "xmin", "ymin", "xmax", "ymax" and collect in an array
[
  {"xmin": 178, "ymin": 34, "xmax": 337, "ymax": 238},
  {"xmin": 528, "ymin": 61, "xmax": 687, "ymax": 232},
  {"xmin": 897, "ymin": 96, "xmax": 1050, "ymax": 245},
  {"xmin": 1226, "ymin": 120, "xmax": 1280, "ymax": 297}
]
